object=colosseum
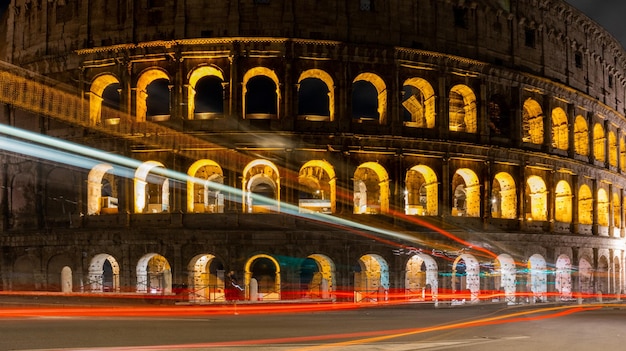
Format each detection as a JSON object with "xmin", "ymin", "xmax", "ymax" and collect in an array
[{"xmin": 0, "ymin": 0, "xmax": 624, "ymax": 305}]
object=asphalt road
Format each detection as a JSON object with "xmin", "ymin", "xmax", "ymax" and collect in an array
[{"xmin": 0, "ymin": 302, "xmax": 624, "ymax": 350}]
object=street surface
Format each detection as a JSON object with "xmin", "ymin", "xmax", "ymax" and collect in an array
[{"xmin": 0, "ymin": 302, "xmax": 624, "ymax": 350}]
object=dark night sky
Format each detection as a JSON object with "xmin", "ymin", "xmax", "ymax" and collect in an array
[{"xmin": 566, "ymin": 0, "xmax": 626, "ymax": 48}]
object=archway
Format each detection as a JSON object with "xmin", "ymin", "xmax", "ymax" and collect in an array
[
  {"xmin": 494, "ymin": 254, "xmax": 516, "ymax": 304},
  {"xmin": 491, "ymin": 172, "xmax": 516, "ymax": 219},
  {"xmin": 555, "ymin": 254, "xmax": 572, "ymax": 300},
  {"xmin": 297, "ymin": 69, "xmax": 334, "ymax": 121},
  {"xmin": 88, "ymin": 253, "xmax": 120, "ymax": 293},
  {"xmin": 89, "ymin": 73, "xmax": 120, "ymax": 126},
  {"xmin": 525, "ymin": 175, "xmax": 547, "ymax": 221},
  {"xmin": 298, "ymin": 160, "xmax": 336, "ymax": 214},
  {"xmin": 554, "ymin": 180, "xmax": 572, "ymax": 223},
  {"xmin": 451, "ymin": 168, "xmax": 480, "ymax": 217},
  {"xmin": 593, "ymin": 123, "xmax": 606, "ymax": 162},
  {"xmin": 522, "ymin": 98, "xmax": 544, "ymax": 144},
  {"xmin": 353, "ymin": 73, "xmax": 387, "ymax": 124},
  {"xmin": 136, "ymin": 253, "xmax": 172, "ymax": 294},
  {"xmin": 402, "ymin": 77, "xmax": 436, "ymax": 128},
  {"xmin": 188, "ymin": 254, "xmax": 225, "ymax": 302},
  {"xmin": 452, "ymin": 254, "xmax": 480, "ymax": 303},
  {"xmin": 136, "ymin": 68, "xmax": 170, "ymax": 122},
  {"xmin": 578, "ymin": 257, "xmax": 593, "ymax": 297},
  {"xmin": 134, "ymin": 161, "xmax": 170, "ymax": 213},
  {"xmin": 551, "ymin": 107, "xmax": 568, "ymax": 150},
  {"xmin": 354, "ymin": 254, "xmax": 389, "ymax": 303},
  {"xmin": 448, "ymin": 84, "xmax": 477, "ymax": 133},
  {"xmin": 405, "ymin": 165, "xmax": 438, "ymax": 216},
  {"xmin": 527, "ymin": 254, "xmax": 547, "ymax": 303},
  {"xmin": 353, "ymin": 162, "xmax": 390, "ymax": 214},
  {"xmin": 245, "ymin": 254, "xmax": 281, "ymax": 301},
  {"xmin": 187, "ymin": 160, "xmax": 224, "ymax": 213},
  {"xmin": 405, "ymin": 253, "xmax": 438, "ymax": 301},
  {"xmin": 243, "ymin": 67, "xmax": 280, "ymax": 119},
  {"xmin": 187, "ymin": 65, "xmax": 225, "ymax": 119},
  {"xmin": 574, "ymin": 115, "xmax": 589, "ymax": 155},
  {"xmin": 242, "ymin": 159, "xmax": 280, "ymax": 213},
  {"xmin": 305, "ymin": 254, "xmax": 336, "ymax": 300}
]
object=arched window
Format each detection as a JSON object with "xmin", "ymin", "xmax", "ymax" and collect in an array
[
  {"xmin": 448, "ymin": 84, "xmax": 477, "ymax": 133},
  {"xmin": 554, "ymin": 180, "xmax": 572, "ymax": 223},
  {"xmin": 522, "ymin": 98, "xmax": 544, "ymax": 144},
  {"xmin": 297, "ymin": 69, "xmax": 334, "ymax": 121},
  {"xmin": 578, "ymin": 184, "xmax": 593, "ymax": 225},
  {"xmin": 593, "ymin": 123, "xmax": 606, "ymax": 162},
  {"xmin": 136, "ymin": 68, "xmax": 170, "ymax": 122},
  {"xmin": 405, "ymin": 165, "xmax": 438, "ymax": 216},
  {"xmin": 597, "ymin": 188, "xmax": 610, "ymax": 227},
  {"xmin": 298, "ymin": 160, "xmax": 336, "ymax": 214},
  {"xmin": 525, "ymin": 176, "xmax": 547, "ymax": 221},
  {"xmin": 608, "ymin": 131, "xmax": 618, "ymax": 167},
  {"xmin": 353, "ymin": 162, "xmax": 390, "ymax": 214},
  {"xmin": 488, "ymin": 94, "xmax": 510, "ymax": 136},
  {"xmin": 352, "ymin": 73, "xmax": 387, "ymax": 124},
  {"xmin": 574, "ymin": 115, "xmax": 589, "ymax": 156},
  {"xmin": 620, "ymin": 136, "xmax": 626, "ymax": 171},
  {"xmin": 89, "ymin": 74, "xmax": 120, "ymax": 126},
  {"xmin": 187, "ymin": 160, "xmax": 224, "ymax": 213},
  {"xmin": 402, "ymin": 78, "xmax": 436, "ymax": 128},
  {"xmin": 242, "ymin": 67, "xmax": 280, "ymax": 119},
  {"xmin": 491, "ymin": 172, "xmax": 516, "ymax": 219},
  {"xmin": 187, "ymin": 65, "xmax": 225, "ymax": 119},
  {"xmin": 613, "ymin": 192, "xmax": 621, "ymax": 229},
  {"xmin": 451, "ymin": 168, "xmax": 480, "ymax": 217},
  {"xmin": 551, "ymin": 107, "xmax": 568, "ymax": 150},
  {"xmin": 242, "ymin": 159, "xmax": 280, "ymax": 213}
]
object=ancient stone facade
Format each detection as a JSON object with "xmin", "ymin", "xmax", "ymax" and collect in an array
[{"xmin": 0, "ymin": 0, "xmax": 624, "ymax": 303}]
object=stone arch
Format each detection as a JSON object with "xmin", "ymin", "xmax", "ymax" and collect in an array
[
  {"xmin": 452, "ymin": 254, "xmax": 480, "ymax": 303},
  {"xmin": 596, "ymin": 255, "xmax": 610, "ymax": 295},
  {"xmin": 491, "ymin": 172, "xmax": 517, "ymax": 219},
  {"xmin": 551, "ymin": 107, "xmax": 568, "ymax": 150},
  {"xmin": 597, "ymin": 188, "xmax": 610, "ymax": 227},
  {"xmin": 187, "ymin": 254, "xmax": 225, "ymax": 302},
  {"xmin": 574, "ymin": 115, "xmax": 589, "ymax": 156},
  {"xmin": 187, "ymin": 65, "xmax": 225, "ymax": 119},
  {"xmin": 353, "ymin": 162, "xmax": 390, "ymax": 214},
  {"xmin": 88, "ymin": 253, "xmax": 120, "ymax": 293},
  {"xmin": 45, "ymin": 168, "xmax": 78, "ymax": 219},
  {"xmin": 405, "ymin": 164, "xmax": 438, "ymax": 216},
  {"xmin": 405, "ymin": 253, "xmax": 438, "ymax": 301},
  {"xmin": 593, "ymin": 122, "xmax": 606, "ymax": 162},
  {"xmin": 297, "ymin": 69, "xmax": 334, "ymax": 121},
  {"xmin": 578, "ymin": 184, "xmax": 593, "ymax": 225},
  {"xmin": 89, "ymin": 73, "xmax": 120, "ymax": 126},
  {"xmin": 187, "ymin": 159, "xmax": 224, "ymax": 213},
  {"xmin": 525, "ymin": 175, "xmax": 548, "ymax": 221},
  {"xmin": 242, "ymin": 66, "xmax": 280, "ymax": 119},
  {"xmin": 242, "ymin": 159, "xmax": 280, "ymax": 213},
  {"xmin": 354, "ymin": 253, "xmax": 389, "ymax": 303},
  {"xmin": 353, "ymin": 72, "xmax": 387, "ymax": 124},
  {"xmin": 134, "ymin": 161, "xmax": 169, "ymax": 214},
  {"xmin": 136, "ymin": 68, "xmax": 170, "ymax": 122},
  {"xmin": 451, "ymin": 168, "xmax": 480, "ymax": 217},
  {"xmin": 402, "ymin": 77, "xmax": 436, "ymax": 128},
  {"xmin": 87, "ymin": 163, "xmax": 117, "ymax": 215},
  {"xmin": 47, "ymin": 254, "xmax": 74, "ymax": 292},
  {"xmin": 300, "ymin": 254, "xmax": 336, "ymax": 299},
  {"xmin": 136, "ymin": 253, "xmax": 172, "ymax": 294},
  {"xmin": 493, "ymin": 254, "xmax": 517, "ymax": 304},
  {"xmin": 298, "ymin": 160, "xmax": 336, "ymax": 214},
  {"xmin": 448, "ymin": 84, "xmax": 477, "ymax": 133},
  {"xmin": 608, "ymin": 131, "xmax": 618, "ymax": 167},
  {"xmin": 613, "ymin": 255, "xmax": 622, "ymax": 295},
  {"xmin": 620, "ymin": 136, "xmax": 626, "ymax": 171},
  {"xmin": 554, "ymin": 180, "xmax": 573, "ymax": 223},
  {"xmin": 555, "ymin": 254, "xmax": 573, "ymax": 300},
  {"xmin": 522, "ymin": 98, "xmax": 544, "ymax": 144},
  {"xmin": 528, "ymin": 254, "xmax": 548, "ymax": 303},
  {"xmin": 244, "ymin": 254, "xmax": 281, "ymax": 301},
  {"xmin": 613, "ymin": 192, "xmax": 621, "ymax": 230},
  {"xmin": 578, "ymin": 256, "xmax": 594, "ymax": 296}
]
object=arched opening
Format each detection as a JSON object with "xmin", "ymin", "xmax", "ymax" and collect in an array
[
  {"xmin": 578, "ymin": 257, "xmax": 594, "ymax": 297},
  {"xmin": 620, "ymin": 136, "xmax": 626, "ymax": 171},
  {"xmin": 593, "ymin": 123, "xmax": 606, "ymax": 162},
  {"xmin": 522, "ymin": 98, "xmax": 544, "ymax": 144},
  {"xmin": 402, "ymin": 77, "xmax": 436, "ymax": 128},
  {"xmin": 297, "ymin": 69, "xmax": 334, "ymax": 121},
  {"xmin": 87, "ymin": 164, "xmax": 119, "ymax": 215},
  {"xmin": 242, "ymin": 159, "xmax": 280, "ymax": 213},
  {"xmin": 491, "ymin": 172, "xmax": 516, "ymax": 219},
  {"xmin": 525, "ymin": 175, "xmax": 547, "ymax": 221},
  {"xmin": 451, "ymin": 168, "xmax": 480, "ymax": 217},
  {"xmin": 243, "ymin": 67, "xmax": 280, "ymax": 119},
  {"xmin": 47, "ymin": 255, "xmax": 74, "ymax": 292},
  {"xmin": 134, "ymin": 161, "xmax": 170, "ymax": 214},
  {"xmin": 187, "ymin": 65, "xmax": 225, "ymax": 119},
  {"xmin": 298, "ymin": 160, "xmax": 336, "ymax": 214},
  {"xmin": 405, "ymin": 253, "xmax": 438, "ymax": 301},
  {"xmin": 306, "ymin": 254, "xmax": 336, "ymax": 300},
  {"xmin": 136, "ymin": 68, "xmax": 170, "ymax": 122},
  {"xmin": 494, "ymin": 254, "xmax": 516, "ymax": 304},
  {"xmin": 613, "ymin": 192, "xmax": 621, "ymax": 231},
  {"xmin": 88, "ymin": 253, "xmax": 120, "ymax": 293},
  {"xmin": 405, "ymin": 165, "xmax": 438, "ymax": 216},
  {"xmin": 187, "ymin": 160, "xmax": 224, "ymax": 213},
  {"xmin": 487, "ymin": 94, "xmax": 510, "ymax": 136},
  {"xmin": 245, "ymin": 254, "xmax": 281, "ymax": 301},
  {"xmin": 574, "ymin": 115, "xmax": 589, "ymax": 156},
  {"xmin": 527, "ymin": 254, "xmax": 547, "ymax": 303},
  {"xmin": 353, "ymin": 162, "xmax": 390, "ymax": 214},
  {"xmin": 352, "ymin": 73, "xmax": 387, "ymax": 124},
  {"xmin": 188, "ymin": 254, "xmax": 225, "ymax": 302},
  {"xmin": 596, "ymin": 256, "xmax": 609, "ymax": 295},
  {"xmin": 354, "ymin": 254, "xmax": 389, "ymax": 303},
  {"xmin": 551, "ymin": 107, "xmax": 568, "ymax": 150},
  {"xmin": 613, "ymin": 256, "xmax": 621, "ymax": 296},
  {"xmin": 89, "ymin": 74, "xmax": 120, "ymax": 126},
  {"xmin": 136, "ymin": 253, "xmax": 172, "ymax": 294},
  {"xmin": 609, "ymin": 131, "xmax": 618, "ymax": 167},
  {"xmin": 597, "ymin": 188, "xmax": 610, "ymax": 227},
  {"xmin": 554, "ymin": 180, "xmax": 572, "ymax": 223},
  {"xmin": 555, "ymin": 255, "xmax": 572, "ymax": 300},
  {"xmin": 579, "ymin": 184, "xmax": 593, "ymax": 225},
  {"xmin": 452, "ymin": 254, "xmax": 480, "ymax": 303},
  {"xmin": 448, "ymin": 84, "xmax": 477, "ymax": 133}
]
